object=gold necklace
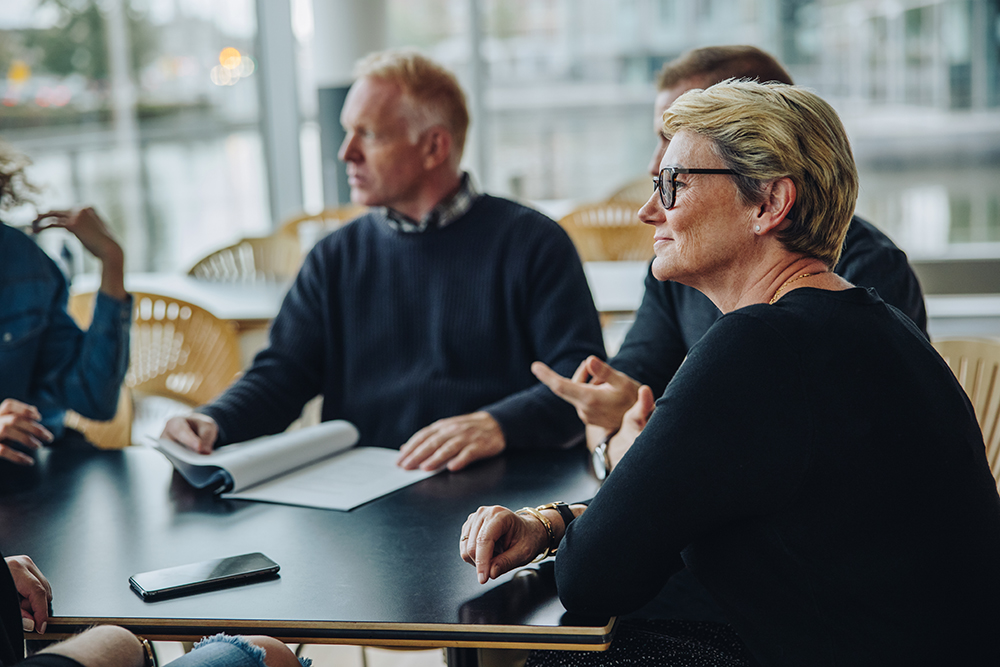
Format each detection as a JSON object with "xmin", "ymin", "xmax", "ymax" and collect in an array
[{"xmin": 769, "ymin": 272, "xmax": 825, "ymax": 305}]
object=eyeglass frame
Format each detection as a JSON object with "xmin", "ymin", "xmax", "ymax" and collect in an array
[{"xmin": 653, "ymin": 167, "xmax": 738, "ymax": 210}]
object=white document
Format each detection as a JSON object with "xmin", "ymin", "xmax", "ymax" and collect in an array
[{"xmin": 152, "ymin": 421, "xmax": 439, "ymax": 511}]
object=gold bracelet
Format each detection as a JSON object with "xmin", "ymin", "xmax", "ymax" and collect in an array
[
  {"xmin": 138, "ymin": 637, "xmax": 157, "ymax": 667},
  {"xmin": 535, "ymin": 501, "xmax": 575, "ymax": 546},
  {"xmin": 516, "ymin": 506, "xmax": 555, "ymax": 562}
]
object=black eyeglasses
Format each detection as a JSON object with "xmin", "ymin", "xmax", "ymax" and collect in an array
[{"xmin": 653, "ymin": 167, "xmax": 738, "ymax": 209}]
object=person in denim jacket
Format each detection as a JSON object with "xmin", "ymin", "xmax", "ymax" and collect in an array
[{"xmin": 0, "ymin": 143, "xmax": 131, "ymax": 463}]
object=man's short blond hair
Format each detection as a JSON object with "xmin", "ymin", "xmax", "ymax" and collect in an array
[
  {"xmin": 662, "ymin": 80, "xmax": 858, "ymax": 267},
  {"xmin": 354, "ymin": 49, "xmax": 470, "ymax": 161}
]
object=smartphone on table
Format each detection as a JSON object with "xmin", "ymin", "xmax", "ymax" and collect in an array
[{"xmin": 129, "ymin": 552, "xmax": 279, "ymax": 601}]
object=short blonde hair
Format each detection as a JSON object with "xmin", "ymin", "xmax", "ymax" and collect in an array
[
  {"xmin": 354, "ymin": 49, "xmax": 470, "ymax": 161},
  {"xmin": 662, "ymin": 80, "xmax": 857, "ymax": 267}
]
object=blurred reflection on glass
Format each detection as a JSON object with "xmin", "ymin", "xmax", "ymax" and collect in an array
[
  {"xmin": 1, "ymin": 0, "xmax": 269, "ymax": 273},
  {"xmin": 3, "ymin": 0, "xmax": 998, "ymax": 271}
]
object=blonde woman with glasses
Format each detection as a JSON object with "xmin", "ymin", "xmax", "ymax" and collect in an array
[{"xmin": 460, "ymin": 81, "xmax": 1000, "ymax": 666}]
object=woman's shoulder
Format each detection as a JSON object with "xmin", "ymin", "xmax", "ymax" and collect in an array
[
  {"xmin": 0, "ymin": 223, "xmax": 48, "ymax": 258},
  {"xmin": 705, "ymin": 287, "xmax": 922, "ymax": 366},
  {"xmin": 0, "ymin": 223, "xmax": 62, "ymax": 284},
  {"xmin": 698, "ymin": 289, "xmax": 878, "ymax": 357}
]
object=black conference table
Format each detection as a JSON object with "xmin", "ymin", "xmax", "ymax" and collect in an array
[{"xmin": 0, "ymin": 436, "xmax": 614, "ymax": 666}]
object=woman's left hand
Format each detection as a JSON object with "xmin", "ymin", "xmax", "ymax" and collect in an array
[{"xmin": 460, "ymin": 506, "xmax": 548, "ymax": 584}]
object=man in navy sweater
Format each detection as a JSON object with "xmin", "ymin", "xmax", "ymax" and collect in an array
[{"xmin": 163, "ymin": 50, "xmax": 605, "ymax": 471}]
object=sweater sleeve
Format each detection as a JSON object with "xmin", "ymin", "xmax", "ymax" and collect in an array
[
  {"xmin": 482, "ymin": 222, "xmax": 606, "ymax": 450},
  {"xmin": 200, "ymin": 245, "xmax": 329, "ymax": 446},
  {"xmin": 34, "ymin": 274, "xmax": 132, "ymax": 423},
  {"xmin": 554, "ymin": 312, "xmax": 812, "ymax": 617}
]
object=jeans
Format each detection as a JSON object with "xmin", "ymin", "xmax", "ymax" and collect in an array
[{"xmin": 166, "ymin": 634, "xmax": 311, "ymax": 667}]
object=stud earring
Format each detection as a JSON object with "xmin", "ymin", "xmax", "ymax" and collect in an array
[{"xmin": 754, "ymin": 225, "xmax": 761, "ymax": 233}]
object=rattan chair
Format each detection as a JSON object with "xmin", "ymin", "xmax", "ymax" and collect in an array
[
  {"xmin": 188, "ymin": 235, "xmax": 303, "ymax": 283},
  {"xmin": 63, "ymin": 385, "xmax": 134, "ymax": 450},
  {"xmin": 557, "ymin": 202, "xmax": 653, "ymax": 262},
  {"xmin": 128, "ymin": 292, "xmax": 244, "ymax": 405},
  {"xmin": 606, "ymin": 176, "xmax": 653, "ymax": 206},
  {"xmin": 65, "ymin": 291, "xmax": 245, "ymax": 447},
  {"xmin": 933, "ymin": 338, "xmax": 1000, "ymax": 488},
  {"xmin": 278, "ymin": 205, "xmax": 367, "ymax": 254}
]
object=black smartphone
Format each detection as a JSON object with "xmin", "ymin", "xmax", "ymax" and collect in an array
[{"xmin": 129, "ymin": 552, "xmax": 279, "ymax": 601}]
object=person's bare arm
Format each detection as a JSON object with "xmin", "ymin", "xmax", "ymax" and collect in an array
[
  {"xmin": 37, "ymin": 626, "xmax": 143, "ymax": 667},
  {"xmin": 33, "ymin": 207, "xmax": 126, "ymax": 301}
]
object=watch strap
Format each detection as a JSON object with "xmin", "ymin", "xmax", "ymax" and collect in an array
[{"xmin": 539, "ymin": 501, "xmax": 575, "ymax": 530}]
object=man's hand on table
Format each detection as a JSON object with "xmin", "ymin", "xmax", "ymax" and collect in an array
[
  {"xmin": 6, "ymin": 554, "xmax": 51, "ymax": 634},
  {"xmin": 531, "ymin": 357, "xmax": 640, "ymax": 443},
  {"xmin": 0, "ymin": 399, "xmax": 52, "ymax": 466},
  {"xmin": 161, "ymin": 414, "xmax": 219, "ymax": 454},
  {"xmin": 397, "ymin": 411, "xmax": 505, "ymax": 472}
]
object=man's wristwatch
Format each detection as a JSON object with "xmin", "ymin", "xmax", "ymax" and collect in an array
[{"xmin": 592, "ymin": 432, "xmax": 615, "ymax": 481}]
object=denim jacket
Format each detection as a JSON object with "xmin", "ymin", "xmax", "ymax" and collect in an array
[{"xmin": 0, "ymin": 223, "xmax": 131, "ymax": 437}]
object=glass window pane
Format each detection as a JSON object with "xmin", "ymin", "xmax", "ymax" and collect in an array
[{"xmin": 1, "ymin": 0, "xmax": 269, "ymax": 272}]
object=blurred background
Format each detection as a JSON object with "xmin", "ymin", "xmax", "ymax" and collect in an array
[{"xmin": 2, "ymin": 0, "xmax": 998, "ymax": 276}]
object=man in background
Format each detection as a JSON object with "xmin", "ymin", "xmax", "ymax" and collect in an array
[{"xmin": 164, "ymin": 49, "xmax": 605, "ymax": 471}]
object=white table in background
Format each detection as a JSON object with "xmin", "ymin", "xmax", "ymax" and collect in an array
[{"xmin": 72, "ymin": 272, "xmax": 292, "ymax": 364}]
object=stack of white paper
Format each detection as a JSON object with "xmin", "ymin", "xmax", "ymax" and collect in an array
[{"xmin": 153, "ymin": 421, "xmax": 439, "ymax": 511}]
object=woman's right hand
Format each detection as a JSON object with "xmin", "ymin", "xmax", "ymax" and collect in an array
[
  {"xmin": 0, "ymin": 399, "xmax": 53, "ymax": 466},
  {"xmin": 460, "ymin": 506, "xmax": 548, "ymax": 584}
]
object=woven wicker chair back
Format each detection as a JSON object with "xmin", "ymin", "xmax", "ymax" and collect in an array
[
  {"xmin": 933, "ymin": 337, "xmax": 1000, "ymax": 490},
  {"xmin": 558, "ymin": 202, "xmax": 652, "ymax": 262}
]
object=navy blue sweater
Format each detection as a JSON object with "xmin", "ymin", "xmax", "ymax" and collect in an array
[{"xmin": 203, "ymin": 196, "xmax": 606, "ymax": 451}]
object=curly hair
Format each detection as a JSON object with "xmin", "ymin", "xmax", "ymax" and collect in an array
[{"xmin": 0, "ymin": 140, "xmax": 40, "ymax": 212}]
